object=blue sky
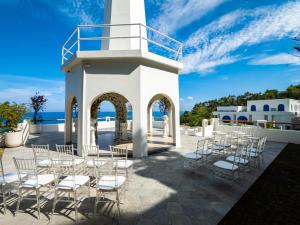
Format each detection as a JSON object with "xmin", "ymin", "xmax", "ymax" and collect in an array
[{"xmin": 0, "ymin": 0, "xmax": 299, "ymax": 112}]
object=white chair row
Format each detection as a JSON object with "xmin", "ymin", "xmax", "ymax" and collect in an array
[
  {"xmin": 182, "ymin": 133, "xmax": 268, "ymax": 184},
  {"xmin": 0, "ymin": 144, "xmax": 133, "ymax": 221}
]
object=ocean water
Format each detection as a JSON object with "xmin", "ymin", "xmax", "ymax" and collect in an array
[{"xmin": 25, "ymin": 111, "xmax": 166, "ymax": 124}]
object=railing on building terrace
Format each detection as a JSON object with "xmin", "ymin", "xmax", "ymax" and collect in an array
[{"xmin": 62, "ymin": 23, "xmax": 183, "ymax": 64}]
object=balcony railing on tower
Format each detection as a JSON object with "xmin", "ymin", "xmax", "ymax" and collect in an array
[{"xmin": 62, "ymin": 23, "xmax": 183, "ymax": 64}]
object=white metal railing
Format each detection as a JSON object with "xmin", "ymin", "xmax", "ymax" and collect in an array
[{"xmin": 62, "ymin": 23, "xmax": 183, "ymax": 64}]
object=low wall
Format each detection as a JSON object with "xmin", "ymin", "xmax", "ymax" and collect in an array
[
  {"xmin": 31, "ymin": 120, "xmax": 162, "ymax": 133},
  {"xmin": 217, "ymin": 125, "xmax": 300, "ymax": 144}
]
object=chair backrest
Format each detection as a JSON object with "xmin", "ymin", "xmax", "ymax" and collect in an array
[
  {"xmin": 0, "ymin": 158, "xmax": 5, "ymax": 184},
  {"xmin": 196, "ymin": 139, "xmax": 206, "ymax": 150},
  {"xmin": 32, "ymin": 144, "xmax": 50, "ymax": 160},
  {"xmin": 109, "ymin": 145, "xmax": 128, "ymax": 161},
  {"xmin": 13, "ymin": 158, "xmax": 37, "ymax": 183},
  {"xmin": 56, "ymin": 144, "xmax": 74, "ymax": 159},
  {"xmin": 51, "ymin": 158, "xmax": 77, "ymax": 189},
  {"xmin": 82, "ymin": 145, "xmax": 99, "ymax": 160},
  {"xmin": 94, "ymin": 158, "xmax": 119, "ymax": 187},
  {"xmin": 260, "ymin": 136, "xmax": 267, "ymax": 152}
]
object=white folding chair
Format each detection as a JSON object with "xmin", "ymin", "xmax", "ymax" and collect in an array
[
  {"xmin": 109, "ymin": 146, "xmax": 133, "ymax": 179},
  {"xmin": 56, "ymin": 145, "xmax": 84, "ymax": 166},
  {"xmin": 32, "ymin": 144, "xmax": 51, "ymax": 171},
  {"xmin": 1, "ymin": 158, "xmax": 26, "ymax": 214},
  {"xmin": 94, "ymin": 158, "xmax": 126, "ymax": 219},
  {"xmin": 82, "ymin": 145, "xmax": 107, "ymax": 177},
  {"xmin": 51, "ymin": 158, "xmax": 90, "ymax": 221},
  {"xmin": 213, "ymin": 148, "xmax": 244, "ymax": 184},
  {"xmin": 14, "ymin": 158, "xmax": 54, "ymax": 219}
]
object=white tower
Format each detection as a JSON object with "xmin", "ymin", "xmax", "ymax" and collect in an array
[{"xmin": 62, "ymin": 0, "xmax": 183, "ymax": 157}]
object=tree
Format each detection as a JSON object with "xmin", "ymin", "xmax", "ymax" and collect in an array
[
  {"xmin": 0, "ymin": 102, "xmax": 28, "ymax": 130},
  {"xmin": 30, "ymin": 92, "xmax": 47, "ymax": 124},
  {"xmin": 158, "ymin": 97, "xmax": 171, "ymax": 115}
]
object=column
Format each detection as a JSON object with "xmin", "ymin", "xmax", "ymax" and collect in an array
[
  {"xmin": 64, "ymin": 101, "xmax": 72, "ymax": 144},
  {"xmin": 132, "ymin": 102, "xmax": 148, "ymax": 158}
]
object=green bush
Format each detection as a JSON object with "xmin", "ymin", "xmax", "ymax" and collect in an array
[{"xmin": 0, "ymin": 101, "xmax": 28, "ymax": 130}]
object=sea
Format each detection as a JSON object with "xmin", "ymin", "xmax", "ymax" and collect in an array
[{"xmin": 25, "ymin": 111, "xmax": 167, "ymax": 124}]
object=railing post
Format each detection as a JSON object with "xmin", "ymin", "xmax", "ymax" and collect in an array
[
  {"xmin": 139, "ymin": 23, "xmax": 142, "ymax": 50},
  {"xmin": 61, "ymin": 47, "xmax": 64, "ymax": 64},
  {"xmin": 77, "ymin": 27, "xmax": 80, "ymax": 51}
]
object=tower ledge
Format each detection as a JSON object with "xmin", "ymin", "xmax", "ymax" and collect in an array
[{"xmin": 61, "ymin": 49, "xmax": 183, "ymax": 74}]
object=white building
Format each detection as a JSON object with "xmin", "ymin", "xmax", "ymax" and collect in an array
[
  {"xmin": 61, "ymin": 0, "xmax": 183, "ymax": 157},
  {"xmin": 213, "ymin": 99, "xmax": 300, "ymax": 128}
]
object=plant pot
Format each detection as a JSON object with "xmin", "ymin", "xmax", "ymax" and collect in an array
[
  {"xmin": 5, "ymin": 131, "xmax": 23, "ymax": 148},
  {"xmin": 30, "ymin": 124, "xmax": 42, "ymax": 134}
]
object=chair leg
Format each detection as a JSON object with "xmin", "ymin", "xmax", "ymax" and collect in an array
[
  {"xmin": 36, "ymin": 189, "xmax": 41, "ymax": 219},
  {"xmin": 94, "ymin": 190, "xmax": 99, "ymax": 214},
  {"xmin": 74, "ymin": 190, "xmax": 78, "ymax": 221},
  {"xmin": 116, "ymin": 190, "xmax": 120, "ymax": 219},
  {"xmin": 51, "ymin": 190, "xmax": 58, "ymax": 220},
  {"xmin": 15, "ymin": 188, "xmax": 22, "ymax": 216},
  {"xmin": 2, "ymin": 191, "xmax": 7, "ymax": 215}
]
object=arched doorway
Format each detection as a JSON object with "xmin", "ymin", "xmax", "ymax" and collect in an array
[
  {"xmin": 147, "ymin": 94, "xmax": 176, "ymax": 153},
  {"xmin": 90, "ymin": 92, "xmax": 132, "ymax": 150},
  {"xmin": 65, "ymin": 96, "xmax": 78, "ymax": 145}
]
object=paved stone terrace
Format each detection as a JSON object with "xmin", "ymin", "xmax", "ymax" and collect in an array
[{"xmin": 0, "ymin": 132, "xmax": 285, "ymax": 225}]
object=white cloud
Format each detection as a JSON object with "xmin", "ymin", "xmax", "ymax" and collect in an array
[
  {"xmin": 180, "ymin": 98, "xmax": 184, "ymax": 101},
  {"xmin": 249, "ymin": 53, "xmax": 300, "ymax": 65},
  {"xmin": 44, "ymin": 0, "xmax": 104, "ymax": 24},
  {"xmin": 183, "ymin": 1, "xmax": 300, "ymax": 73},
  {"xmin": 151, "ymin": 0, "xmax": 227, "ymax": 35},
  {"xmin": 186, "ymin": 96, "xmax": 194, "ymax": 100},
  {"xmin": 220, "ymin": 76, "xmax": 229, "ymax": 81},
  {"xmin": 292, "ymin": 79, "xmax": 300, "ymax": 83},
  {"xmin": 0, "ymin": 74, "xmax": 65, "ymax": 112}
]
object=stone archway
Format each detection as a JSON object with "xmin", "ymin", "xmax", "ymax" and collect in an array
[
  {"xmin": 65, "ymin": 96, "xmax": 78, "ymax": 145},
  {"xmin": 147, "ymin": 94, "xmax": 176, "ymax": 152},
  {"xmin": 90, "ymin": 92, "xmax": 132, "ymax": 149}
]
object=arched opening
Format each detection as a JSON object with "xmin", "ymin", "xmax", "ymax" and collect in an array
[
  {"xmin": 237, "ymin": 116, "xmax": 248, "ymax": 123},
  {"xmin": 263, "ymin": 104, "xmax": 270, "ymax": 111},
  {"xmin": 65, "ymin": 96, "xmax": 78, "ymax": 145},
  {"xmin": 90, "ymin": 92, "xmax": 132, "ymax": 151},
  {"xmin": 222, "ymin": 115, "xmax": 231, "ymax": 123},
  {"xmin": 71, "ymin": 98, "xmax": 78, "ymax": 144},
  {"xmin": 278, "ymin": 104, "xmax": 285, "ymax": 112},
  {"xmin": 147, "ymin": 94, "xmax": 176, "ymax": 153},
  {"xmin": 251, "ymin": 105, "xmax": 256, "ymax": 111}
]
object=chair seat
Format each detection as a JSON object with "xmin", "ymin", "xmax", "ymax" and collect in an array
[
  {"xmin": 57, "ymin": 175, "xmax": 90, "ymax": 190},
  {"xmin": 212, "ymin": 145, "xmax": 224, "ymax": 151},
  {"xmin": 198, "ymin": 149, "xmax": 212, "ymax": 155},
  {"xmin": 182, "ymin": 152, "xmax": 202, "ymax": 160},
  {"xmin": 213, "ymin": 160, "xmax": 238, "ymax": 171},
  {"xmin": 226, "ymin": 156, "xmax": 249, "ymax": 165},
  {"xmin": 113, "ymin": 160, "xmax": 133, "ymax": 169},
  {"xmin": 62, "ymin": 158, "xmax": 85, "ymax": 166},
  {"xmin": 0, "ymin": 173, "xmax": 27, "ymax": 184},
  {"xmin": 97, "ymin": 175, "xmax": 126, "ymax": 190},
  {"xmin": 21, "ymin": 174, "xmax": 55, "ymax": 188},
  {"xmin": 242, "ymin": 150, "xmax": 258, "ymax": 158},
  {"xmin": 37, "ymin": 159, "xmax": 51, "ymax": 167},
  {"xmin": 86, "ymin": 159, "xmax": 107, "ymax": 168}
]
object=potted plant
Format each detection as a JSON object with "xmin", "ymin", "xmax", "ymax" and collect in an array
[
  {"xmin": 0, "ymin": 101, "xmax": 28, "ymax": 147},
  {"xmin": 29, "ymin": 92, "xmax": 47, "ymax": 134}
]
